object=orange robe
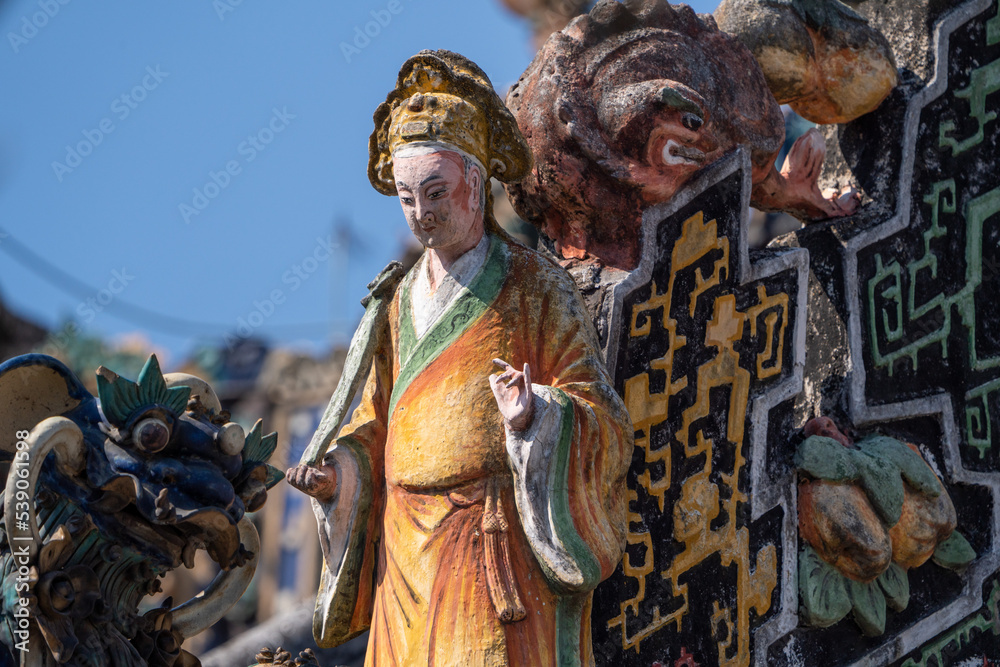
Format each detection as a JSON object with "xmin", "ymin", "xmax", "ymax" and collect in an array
[{"xmin": 311, "ymin": 234, "xmax": 632, "ymax": 666}]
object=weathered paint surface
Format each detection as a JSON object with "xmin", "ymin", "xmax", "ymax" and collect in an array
[{"xmin": 591, "ymin": 151, "xmax": 807, "ymax": 667}]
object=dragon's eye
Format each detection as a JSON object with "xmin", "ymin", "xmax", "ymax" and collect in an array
[
  {"xmin": 133, "ymin": 417, "xmax": 170, "ymax": 453},
  {"xmin": 681, "ymin": 113, "xmax": 703, "ymax": 132}
]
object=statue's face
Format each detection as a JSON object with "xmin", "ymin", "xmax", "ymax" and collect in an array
[
  {"xmin": 602, "ymin": 83, "xmax": 723, "ymax": 205},
  {"xmin": 393, "ymin": 150, "xmax": 483, "ymax": 253},
  {"xmin": 635, "ymin": 106, "xmax": 718, "ymax": 201}
]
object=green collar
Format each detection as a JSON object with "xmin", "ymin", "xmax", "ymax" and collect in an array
[{"xmin": 390, "ymin": 234, "xmax": 510, "ymax": 415}]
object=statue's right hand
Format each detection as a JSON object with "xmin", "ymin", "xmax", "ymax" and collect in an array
[{"xmin": 286, "ymin": 463, "xmax": 338, "ymax": 503}]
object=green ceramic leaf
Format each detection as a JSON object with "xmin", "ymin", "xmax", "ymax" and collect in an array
[
  {"xmin": 856, "ymin": 451, "xmax": 904, "ymax": 526},
  {"xmin": 259, "ymin": 432, "xmax": 278, "ymax": 464},
  {"xmin": 136, "ymin": 355, "xmax": 190, "ymax": 416},
  {"xmin": 96, "ymin": 355, "xmax": 190, "ymax": 426},
  {"xmin": 859, "ymin": 436, "xmax": 941, "ymax": 497},
  {"xmin": 799, "ymin": 433, "xmax": 945, "ymax": 529},
  {"xmin": 263, "ymin": 464, "xmax": 285, "ymax": 490},
  {"xmin": 799, "ymin": 546, "xmax": 851, "ymax": 628},
  {"xmin": 795, "ymin": 436, "xmax": 859, "ymax": 481},
  {"xmin": 932, "ymin": 531, "xmax": 977, "ymax": 571},
  {"xmin": 96, "ymin": 367, "xmax": 140, "ymax": 425},
  {"xmin": 848, "ymin": 578, "xmax": 886, "ymax": 636},
  {"xmin": 243, "ymin": 420, "xmax": 279, "ymax": 465},
  {"xmin": 877, "ymin": 562, "xmax": 910, "ymax": 612}
]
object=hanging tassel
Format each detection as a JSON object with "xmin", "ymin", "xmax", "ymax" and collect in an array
[{"xmin": 482, "ymin": 479, "xmax": 527, "ymax": 623}]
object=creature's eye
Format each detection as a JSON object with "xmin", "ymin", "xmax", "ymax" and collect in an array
[
  {"xmin": 133, "ymin": 417, "xmax": 170, "ymax": 453},
  {"xmin": 681, "ymin": 113, "xmax": 703, "ymax": 132},
  {"xmin": 427, "ymin": 188, "xmax": 446, "ymax": 200},
  {"xmin": 400, "ymin": 196, "xmax": 414, "ymax": 205}
]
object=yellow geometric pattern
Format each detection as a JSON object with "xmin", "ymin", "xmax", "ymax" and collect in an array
[{"xmin": 608, "ymin": 211, "xmax": 787, "ymax": 666}]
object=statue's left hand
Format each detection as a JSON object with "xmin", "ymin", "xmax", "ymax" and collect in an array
[{"xmin": 489, "ymin": 359, "xmax": 535, "ymax": 432}]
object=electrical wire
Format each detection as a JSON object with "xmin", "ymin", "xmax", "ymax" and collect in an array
[{"xmin": 0, "ymin": 228, "xmax": 339, "ymax": 336}]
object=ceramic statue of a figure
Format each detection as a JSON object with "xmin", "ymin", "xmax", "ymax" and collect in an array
[{"xmin": 286, "ymin": 50, "xmax": 634, "ymax": 667}]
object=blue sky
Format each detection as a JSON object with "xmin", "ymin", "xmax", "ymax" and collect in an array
[{"xmin": 0, "ymin": 0, "xmax": 716, "ymax": 367}]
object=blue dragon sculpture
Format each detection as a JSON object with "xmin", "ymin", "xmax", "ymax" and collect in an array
[{"xmin": 0, "ymin": 354, "xmax": 283, "ymax": 666}]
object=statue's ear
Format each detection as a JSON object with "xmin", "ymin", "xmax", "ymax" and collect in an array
[{"xmin": 0, "ymin": 354, "xmax": 93, "ymax": 456}]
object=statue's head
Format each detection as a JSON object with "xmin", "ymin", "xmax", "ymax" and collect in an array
[
  {"xmin": 369, "ymin": 50, "xmax": 533, "ymax": 242},
  {"xmin": 505, "ymin": 0, "xmax": 784, "ymax": 269},
  {"xmin": 392, "ymin": 145, "xmax": 485, "ymax": 253}
]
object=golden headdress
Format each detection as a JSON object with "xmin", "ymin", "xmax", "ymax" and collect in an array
[{"xmin": 369, "ymin": 50, "xmax": 531, "ymax": 195}]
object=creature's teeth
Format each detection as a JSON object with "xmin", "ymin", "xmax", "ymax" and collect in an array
[
  {"xmin": 182, "ymin": 542, "xmax": 197, "ymax": 569},
  {"xmin": 154, "ymin": 488, "xmax": 177, "ymax": 520},
  {"xmin": 132, "ymin": 561, "xmax": 155, "ymax": 581},
  {"xmin": 662, "ymin": 139, "xmax": 704, "ymax": 165},
  {"xmin": 155, "ymin": 507, "xmax": 176, "ymax": 521}
]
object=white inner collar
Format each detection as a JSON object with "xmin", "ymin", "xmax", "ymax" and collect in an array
[{"xmin": 410, "ymin": 233, "xmax": 491, "ymax": 339}]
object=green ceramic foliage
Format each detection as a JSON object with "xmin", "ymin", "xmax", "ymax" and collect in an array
[
  {"xmin": 794, "ymin": 436, "xmax": 859, "ymax": 481},
  {"xmin": 932, "ymin": 531, "xmax": 977, "ymax": 571},
  {"xmin": 853, "ymin": 448, "xmax": 904, "ymax": 525},
  {"xmin": 96, "ymin": 355, "xmax": 190, "ymax": 426},
  {"xmin": 857, "ymin": 436, "xmax": 941, "ymax": 497},
  {"xmin": 847, "ymin": 578, "xmax": 886, "ymax": 637},
  {"xmin": 799, "ymin": 546, "xmax": 851, "ymax": 627},
  {"xmin": 243, "ymin": 419, "xmax": 283, "ymax": 491},
  {"xmin": 799, "ymin": 544, "xmax": 904, "ymax": 636},
  {"xmin": 877, "ymin": 562, "xmax": 910, "ymax": 612},
  {"xmin": 796, "ymin": 434, "xmax": 942, "ymax": 527},
  {"xmin": 243, "ymin": 419, "xmax": 276, "ymax": 464},
  {"xmin": 796, "ymin": 432, "xmax": 971, "ymax": 637}
]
